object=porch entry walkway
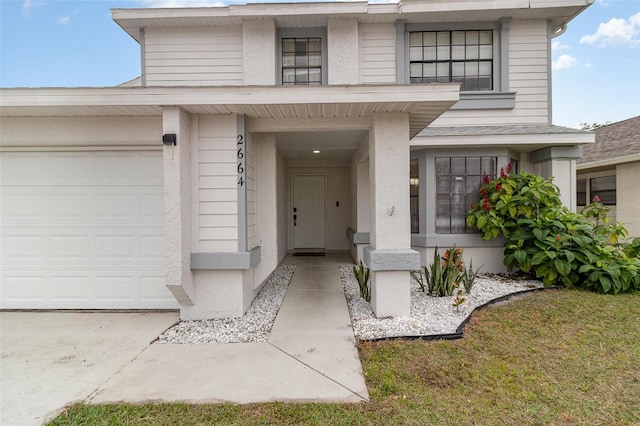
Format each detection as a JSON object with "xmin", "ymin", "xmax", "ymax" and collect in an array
[{"xmin": 88, "ymin": 252, "xmax": 369, "ymax": 405}]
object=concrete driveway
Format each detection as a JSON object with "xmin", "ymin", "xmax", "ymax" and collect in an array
[{"xmin": 0, "ymin": 311, "xmax": 179, "ymax": 426}]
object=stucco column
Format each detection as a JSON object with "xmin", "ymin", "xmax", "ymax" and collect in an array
[
  {"xmin": 162, "ymin": 107, "xmax": 195, "ymax": 305},
  {"xmin": 364, "ymin": 113, "xmax": 420, "ymax": 318},
  {"xmin": 327, "ymin": 18, "xmax": 359, "ymax": 84},
  {"xmin": 243, "ymin": 19, "xmax": 276, "ymax": 85},
  {"xmin": 531, "ymin": 146, "xmax": 582, "ymax": 212},
  {"xmin": 254, "ymin": 133, "xmax": 279, "ymax": 288}
]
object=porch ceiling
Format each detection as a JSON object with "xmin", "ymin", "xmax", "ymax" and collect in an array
[{"xmin": 0, "ymin": 85, "xmax": 459, "ymax": 139}]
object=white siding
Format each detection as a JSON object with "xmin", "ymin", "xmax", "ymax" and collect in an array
[
  {"xmin": 198, "ymin": 115, "xmax": 239, "ymax": 252},
  {"xmin": 145, "ymin": 28, "xmax": 243, "ymax": 86},
  {"xmin": 431, "ymin": 20, "xmax": 549, "ymax": 127},
  {"xmin": 359, "ymin": 24, "xmax": 396, "ymax": 84}
]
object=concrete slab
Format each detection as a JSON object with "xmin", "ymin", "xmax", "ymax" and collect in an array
[
  {"xmin": 90, "ymin": 342, "xmax": 362, "ymax": 404},
  {"xmin": 268, "ymin": 254, "xmax": 369, "ymax": 400},
  {"xmin": 1, "ymin": 252, "xmax": 368, "ymax": 424},
  {"xmin": 0, "ymin": 311, "xmax": 179, "ymax": 426}
]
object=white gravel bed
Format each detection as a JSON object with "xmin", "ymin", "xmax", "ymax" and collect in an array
[
  {"xmin": 156, "ymin": 265, "xmax": 295, "ymax": 344},
  {"xmin": 340, "ymin": 266, "xmax": 544, "ymax": 341}
]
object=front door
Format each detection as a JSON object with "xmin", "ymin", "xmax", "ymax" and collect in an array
[{"xmin": 292, "ymin": 175, "xmax": 326, "ymax": 249}]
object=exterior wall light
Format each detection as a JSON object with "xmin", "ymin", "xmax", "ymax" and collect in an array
[
  {"xmin": 313, "ymin": 150, "xmax": 320, "ymax": 154},
  {"xmin": 163, "ymin": 133, "xmax": 177, "ymax": 146}
]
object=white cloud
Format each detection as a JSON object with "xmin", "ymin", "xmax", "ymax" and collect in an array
[
  {"xmin": 584, "ymin": 63, "xmax": 594, "ymax": 69},
  {"xmin": 57, "ymin": 16, "xmax": 70, "ymax": 24},
  {"xmin": 21, "ymin": 0, "xmax": 44, "ymax": 16},
  {"xmin": 552, "ymin": 54, "xmax": 577, "ymax": 71},
  {"xmin": 580, "ymin": 13, "xmax": 640, "ymax": 47},
  {"xmin": 551, "ymin": 40, "xmax": 570, "ymax": 51}
]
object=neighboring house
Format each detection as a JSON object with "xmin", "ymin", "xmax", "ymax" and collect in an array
[
  {"xmin": 577, "ymin": 116, "xmax": 640, "ymax": 237},
  {"xmin": 0, "ymin": 0, "xmax": 594, "ymax": 320}
]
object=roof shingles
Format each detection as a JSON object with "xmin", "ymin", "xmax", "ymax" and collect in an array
[{"xmin": 578, "ymin": 116, "xmax": 640, "ymax": 164}]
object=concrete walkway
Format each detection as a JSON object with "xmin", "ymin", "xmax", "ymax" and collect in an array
[{"xmin": 1, "ymin": 253, "xmax": 368, "ymax": 425}]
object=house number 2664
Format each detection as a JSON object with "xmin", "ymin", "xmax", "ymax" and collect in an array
[{"xmin": 237, "ymin": 134, "xmax": 245, "ymax": 187}]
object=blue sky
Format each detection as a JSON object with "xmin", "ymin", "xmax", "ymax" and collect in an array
[{"xmin": 1, "ymin": 0, "xmax": 638, "ymax": 128}]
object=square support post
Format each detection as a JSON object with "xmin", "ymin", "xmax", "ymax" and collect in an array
[
  {"xmin": 163, "ymin": 107, "xmax": 195, "ymax": 305},
  {"xmin": 366, "ymin": 113, "xmax": 420, "ymax": 318}
]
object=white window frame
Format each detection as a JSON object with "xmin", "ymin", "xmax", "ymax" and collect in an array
[
  {"xmin": 396, "ymin": 19, "xmax": 515, "ymax": 110},
  {"xmin": 410, "ymin": 148, "xmax": 518, "ymax": 248},
  {"xmin": 276, "ymin": 28, "xmax": 328, "ymax": 85}
]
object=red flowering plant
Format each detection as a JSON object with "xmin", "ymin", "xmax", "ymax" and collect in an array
[
  {"xmin": 467, "ymin": 165, "xmax": 640, "ymax": 294},
  {"xmin": 467, "ymin": 164, "xmax": 562, "ymax": 241}
]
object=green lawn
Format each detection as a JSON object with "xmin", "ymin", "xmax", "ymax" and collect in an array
[{"xmin": 50, "ymin": 290, "xmax": 640, "ymax": 425}]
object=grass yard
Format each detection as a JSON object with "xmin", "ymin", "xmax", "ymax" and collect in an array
[{"xmin": 50, "ymin": 290, "xmax": 640, "ymax": 425}]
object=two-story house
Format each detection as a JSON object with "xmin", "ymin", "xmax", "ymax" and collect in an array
[{"xmin": 0, "ymin": 0, "xmax": 594, "ymax": 320}]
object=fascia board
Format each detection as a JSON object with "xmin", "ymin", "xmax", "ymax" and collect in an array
[
  {"xmin": 577, "ymin": 154, "xmax": 640, "ymax": 171},
  {"xmin": 411, "ymin": 132, "xmax": 594, "ymax": 148},
  {"xmin": 0, "ymin": 85, "xmax": 459, "ymax": 109}
]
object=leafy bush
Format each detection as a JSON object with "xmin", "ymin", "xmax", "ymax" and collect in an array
[
  {"xmin": 412, "ymin": 247, "xmax": 480, "ymax": 297},
  {"xmin": 467, "ymin": 166, "xmax": 640, "ymax": 294},
  {"xmin": 353, "ymin": 260, "xmax": 371, "ymax": 302}
]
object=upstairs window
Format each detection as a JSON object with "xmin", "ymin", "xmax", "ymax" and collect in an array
[
  {"xmin": 409, "ymin": 30, "xmax": 494, "ymax": 91},
  {"xmin": 281, "ymin": 37, "xmax": 322, "ymax": 85}
]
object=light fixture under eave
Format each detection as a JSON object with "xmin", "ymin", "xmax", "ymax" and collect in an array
[{"xmin": 312, "ymin": 150, "xmax": 321, "ymax": 154}]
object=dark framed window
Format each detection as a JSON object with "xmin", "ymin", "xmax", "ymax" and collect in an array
[
  {"xmin": 590, "ymin": 176, "xmax": 616, "ymax": 205},
  {"xmin": 409, "ymin": 30, "xmax": 493, "ymax": 91},
  {"xmin": 281, "ymin": 37, "xmax": 322, "ymax": 85},
  {"xmin": 577, "ymin": 179, "xmax": 587, "ymax": 206},
  {"xmin": 410, "ymin": 159, "xmax": 420, "ymax": 234},
  {"xmin": 436, "ymin": 156, "xmax": 496, "ymax": 233}
]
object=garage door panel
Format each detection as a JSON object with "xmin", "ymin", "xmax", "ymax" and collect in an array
[
  {"xmin": 1, "ymin": 150, "xmax": 177, "ymax": 309},
  {"xmin": 2, "ymin": 267, "xmax": 175, "ymax": 309}
]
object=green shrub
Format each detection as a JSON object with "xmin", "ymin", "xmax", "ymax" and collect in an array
[
  {"xmin": 412, "ymin": 247, "xmax": 479, "ymax": 297},
  {"xmin": 353, "ymin": 260, "xmax": 371, "ymax": 302},
  {"xmin": 467, "ymin": 166, "xmax": 640, "ymax": 294}
]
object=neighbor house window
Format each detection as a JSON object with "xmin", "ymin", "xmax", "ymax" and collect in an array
[
  {"xmin": 436, "ymin": 157, "xmax": 496, "ymax": 233},
  {"xmin": 410, "ymin": 159, "xmax": 420, "ymax": 233},
  {"xmin": 409, "ymin": 30, "xmax": 493, "ymax": 91},
  {"xmin": 577, "ymin": 179, "xmax": 587, "ymax": 206},
  {"xmin": 281, "ymin": 37, "xmax": 322, "ymax": 85},
  {"xmin": 590, "ymin": 176, "xmax": 616, "ymax": 205}
]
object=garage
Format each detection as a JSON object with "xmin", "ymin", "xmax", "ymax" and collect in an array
[{"xmin": 0, "ymin": 149, "xmax": 178, "ymax": 309}]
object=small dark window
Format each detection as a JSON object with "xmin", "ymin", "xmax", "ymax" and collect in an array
[
  {"xmin": 410, "ymin": 159, "xmax": 419, "ymax": 233},
  {"xmin": 590, "ymin": 176, "xmax": 616, "ymax": 205},
  {"xmin": 577, "ymin": 179, "xmax": 587, "ymax": 206},
  {"xmin": 282, "ymin": 37, "xmax": 322, "ymax": 85}
]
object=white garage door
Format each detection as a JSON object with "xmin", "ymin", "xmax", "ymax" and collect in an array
[{"xmin": 0, "ymin": 150, "xmax": 178, "ymax": 309}]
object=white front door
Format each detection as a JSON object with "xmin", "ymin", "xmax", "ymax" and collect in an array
[{"xmin": 292, "ymin": 175, "xmax": 326, "ymax": 249}]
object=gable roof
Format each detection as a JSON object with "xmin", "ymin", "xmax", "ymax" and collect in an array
[{"xmin": 578, "ymin": 116, "xmax": 640, "ymax": 165}]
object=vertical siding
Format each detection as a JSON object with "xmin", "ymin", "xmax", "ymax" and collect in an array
[
  {"xmin": 145, "ymin": 28, "xmax": 243, "ymax": 86},
  {"xmin": 246, "ymin": 133, "xmax": 257, "ymax": 250},
  {"xmin": 359, "ymin": 24, "xmax": 396, "ymax": 84},
  {"xmin": 430, "ymin": 20, "xmax": 549, "ymax": 127},
  {"xmin": 198, "ymin": 115, "xmax": 238, "ymax": 252}
]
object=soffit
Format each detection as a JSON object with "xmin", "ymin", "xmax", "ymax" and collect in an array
[
  {"xmin": 0, "ymin": 85, "xmax": 460, "ymax": 139},
  {"xmin": 112, "ymin": 1, "xmax": 591, "ymax": 42}
]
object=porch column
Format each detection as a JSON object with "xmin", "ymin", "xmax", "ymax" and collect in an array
[
  {"xmin": 364, "ymin": 113, "xmax": 420, "ymax": 318},
  {"xmin": 531, "ymin": 146, "xmax": 583, "ymax": 212},
  {"xmin": 162, "ymin": 107, "xmax": 195, "ymax": 305}
]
